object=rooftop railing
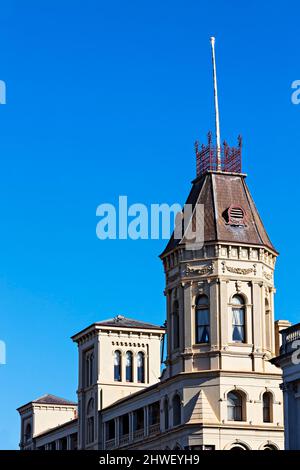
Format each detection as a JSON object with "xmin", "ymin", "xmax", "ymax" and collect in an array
[{"xmin": 195, "ymin": 132, "xmax": 242, "ymax": 177}]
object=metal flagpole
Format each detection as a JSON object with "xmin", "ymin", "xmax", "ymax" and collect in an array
[{"xmin": 210, "ymin": 37, "xmax": 221, "ymax": 171}]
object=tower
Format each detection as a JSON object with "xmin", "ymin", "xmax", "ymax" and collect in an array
[
  {"xmin": 158, "ymin": 39, "xmax": 287, "ymax": 450},
  {"xmin": 71, "ymin": 315, "xmax": 165, "ymax": 449}
]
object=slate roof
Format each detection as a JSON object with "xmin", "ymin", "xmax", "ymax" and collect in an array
[
  {"xmin": 95, "ymin": 315, "xmax": 164, "ymax": 330},
  {"xmin": 32, "ymin": 394, "xmax": 77, "ymax": 406},
  {"xmin": 160, "ymin": 171, "xmax": 277, "ymax": 257}
]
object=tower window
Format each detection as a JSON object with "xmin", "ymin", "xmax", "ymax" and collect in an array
[
  {"xmin": 86, "ymin": 398, "xmax": 95, "ymax": 444},
  {"xmin": 172, "ymin": 301, "xmax": 180, "ymax": 350},
  {"xmin": 24, "ymin": 423, "xmax": 32, "ymax": 442},
  {"xmin": 232, "ymin": 295, "xmax": 246, "ymax": 343},
  {"xmin": 263, "ymin": 392, "xmax": 273, "ymax": 423},
  {"xmin": 227, "ymin": 391, "xmax": 244, "ymax": 421},
  {"xmin": 125, "ymin": 351, "xmax": 133, "ymax": 382},
  {"xmin": 114, "ymin": 350, "xmax": 121, "ymax": 382},
  {"xmin": 137, "ymin": 352, "xmax": 145, "ymax": 383},
  {"xmin": 84, "ymin": 349, "xmax": 95, "ymax": 387},
  {"xmin": 195, "ymin": 295, "xmax": 210, "ymax": 343}
]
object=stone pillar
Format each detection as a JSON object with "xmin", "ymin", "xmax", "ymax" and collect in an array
[
  {"xmin": 183, "ymin": 282, "xmax": 193, "ymax": 372},
  {"xmin": 144, "ymin": 406, "xmax": 149, "ymax": 437}
]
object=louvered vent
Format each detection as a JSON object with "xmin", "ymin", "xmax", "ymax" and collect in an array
[{"xmin": 226, "ymin": 205, "xmax": 246, "ymax": 226}]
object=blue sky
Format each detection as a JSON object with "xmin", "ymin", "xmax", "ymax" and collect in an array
[{"xmin": 0, "ymin": 0, "xmax": 299, "ymax": 449}]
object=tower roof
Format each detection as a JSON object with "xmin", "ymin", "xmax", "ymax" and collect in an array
[
  {"xmin": 94, "ymin": 315, "xmax": 164, "ymax": 330},
  {"xmin": 161, "ymin": 170, "xmax": 277, "ymax": 257}
]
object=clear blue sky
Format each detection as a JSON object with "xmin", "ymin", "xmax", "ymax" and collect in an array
[{"xmin": 0, "ymin": 0, "xmax": 299, "ymax": 449}]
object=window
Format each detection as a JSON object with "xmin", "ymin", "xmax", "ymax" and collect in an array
[
  {"xmin": 125, "ymin": 351, "xmax": 133, "ymax": 382},
  {"xmin": 86, "ymin": 398, "xmax": 95, "ymax": 444},
  {"xmin": 172, "ymin": 301, "xmax": 180, "ymax": 349},
  {"xmin": 114, "ymin": 350, "xmax": 121, "ymax": 382},
  {"xmin": 24, "ymin": 423, "xmax": 31, "ymax": 442},
  {"xmin": 84, "ymin": 349, "xmax": 94, "ymax": 387},
  {"xmin": 137, "ymin": 352, "xmax": 145, "ymax": 383},
  {"xmin": 172, "ymin": 394, "xmax": 181, "ymax": 427},
  {"xmin": 149, "ymin": 402, "xmax": 160, "ymax": 426},
  {"xmin": 119, "ymin": 414, "xmax": 129, "ymax": 437},
  {"xmin": 106, "ymin": 419, "xmax": 115, "ymax": 441},
  {"xmin": 133, "ymin": 408, "xmax": 144, "ymax": 432},
  {"xmin": 232, "ymin": 295, "xmax": 246, "ymax": 343},
  {"xmin": 195, "ymin": 295, "xmax": 210, "ymax": 343},
  {"xmin": 164, "ymin": 398, "xmax": 169, "ymax": 430},
  {"xmin": 265, "ymin": 299, "xmax": 271, "ymax": 351},
  {"xmin": 263, "ymin": 392, "xmax": 273, "ymax": 423},
  {"xmin": 227, "ymin": 391, "xmax": 243, "ymax": 421}
]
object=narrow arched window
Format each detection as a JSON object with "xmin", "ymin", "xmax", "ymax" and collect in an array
[
  {"xmin": 86, "ymin": 398, "xmax": 94, "ymax": 444},
  {"xmin": 114, "ymin": 350, "xmax": 121, "ymax": 382},
  {"xmin": 263, "ymin": 392, "xmax": 273, "ymax": 423},
  {"xmin": 195, "ymin": 295, "xmax": 210, "ymax": 343},
  {"xmin": 265, "ymin": 299, "xmax": 271, "ymax": 351},
  {"xmin": 232, "ymin": 295, "xmax": 246, "ymax": 343},
  {"xmin": 24, "ymin": 423, "xmax": 31, "ymax": 442},
  {"xmin": 164, "ymin": 398, "xmax": 169, "ymax": 430},
  {"xmin": 125, "ymin": 351, "xmax": 133, "ymax": 382},
  {"xmin": 227, "ymin": 391, "xmax": 243, "ymax": 421},
  {"xmin": 172, "ymin": 394, "xmax": 181, "ymax": 427},
  {"xmin": 172, "ymin": 301, "xmax": 180, "ymax": 350},
  {"xmin": 137, "ymin": 352, "xmax": 145, "ymax": 383}
]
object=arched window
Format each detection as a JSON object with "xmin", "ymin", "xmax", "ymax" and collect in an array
[
  {"xmin": 164, "ymin": 398, "xmax": 169, "ymax": 430},
  {"xmin": 227, "ymin": 391, "xmax": 244, "ymax": 421},
  {"xmin": 86, "ymin": 398, "xmax": 94, "ymax": 444},
  {"xmin": 195, "ymin": 295, "xmax": 210, "ymax": 343},
  {"xmin": 24, "ymin": 423, "xmax": 31, "ymax": 442},
  {"xmin": 114, "ymin": 350, "xmax": 121, "ymax": 382},
  {"xmin": 172, "ymin": 301, "xmax": 180, "ymax": 350},
  {"xmin": 265, "ymin": 299, "xmax": 271, "ymax": 351},
  {"xmin": 126, "ymin": 351, "xmax": 133, "ymax": 382},
  {"xmin": 137, "ymin": 352, "xmax": 145, "ymax": 383},
  {"xmin": 263, "ymin": 392, "xmax": 273, "ymax": 423},
  {"xmin": 172, "ymin": 394, "xmax": 181, "ymax": 427},
  {"xmin": 232, "ymin": 295, "xmax": 246, "ymax": 343}
]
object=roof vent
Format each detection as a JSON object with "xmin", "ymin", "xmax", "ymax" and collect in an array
[{"xmin": 225, "ymin": 205, "xmax": 246, "ymax": 226}]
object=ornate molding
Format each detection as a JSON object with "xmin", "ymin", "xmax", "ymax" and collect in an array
[
  {"xmin": 184, "ymin": 263, "xmax": 214, "ymax": 276},
  {"xmin": 226, "ymin": 266, "xmax": 253, "ymax": 275},
  {"xmin": 263, "ymin": 271, "xmax": 273, "ymax": 281}
]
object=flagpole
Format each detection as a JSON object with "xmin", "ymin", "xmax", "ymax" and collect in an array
[{"xmin": 210, "ymin": 37, "xmax": 221, "ymax": 171}]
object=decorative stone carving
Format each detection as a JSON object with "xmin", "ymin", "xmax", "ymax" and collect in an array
[
  {"xmin": 263, "ymin": 271, "xmax": 272, "ymax": 281},
  {"xmin": 226, "ymin": 266, "xmax": 253, "ymax": 275},
  {"xmin": 184, "ymin": 263, "xmax": 214, "ymax": 276}
]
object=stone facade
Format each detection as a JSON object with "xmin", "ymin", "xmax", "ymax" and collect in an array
[{"xmin": 17, "ymin": 161, "xmax": 290, "ymax": 451}]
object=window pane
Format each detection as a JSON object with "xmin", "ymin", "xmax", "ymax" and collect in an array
[{"xmin": 126, "ymin": 352, "xmax": 133, "ymax": 382}]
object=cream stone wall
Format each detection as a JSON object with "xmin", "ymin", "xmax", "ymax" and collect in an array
[{"xmin": 18, "ymin": 403, "xmax": 77, "ymax": 450}]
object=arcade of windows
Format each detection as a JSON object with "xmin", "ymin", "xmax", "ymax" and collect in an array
[
  {"xmin": 227, "ymin": 390, "xmax": 273, "ymax": 423},
  {"xmin": 171, "ymin": 292, "xmax": 271, "ymax": 349},
  {"xmin": 114, "ymin": 350, "xmax": 145, "ymax": 383},
  {"xmin": 105, "ymin": 393, "xmax": 182, "ymax": 447}
]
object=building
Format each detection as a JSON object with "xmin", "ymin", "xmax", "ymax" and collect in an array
[
  {"xmin": 17, "ymin": 130, "xmax": 290, "ymax": 450},
  {"xmin": 271, "ymin": 322, "xmax": 300, "ymax": 449}
]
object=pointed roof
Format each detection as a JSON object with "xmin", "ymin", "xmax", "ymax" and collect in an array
[
  {"xmin": 187, "ymin": 389, "xmax": 218, "ymax": 424},
  {"xmin": 160, "ymin": 171, "xmax": 277, "ymax": 257}
]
